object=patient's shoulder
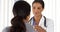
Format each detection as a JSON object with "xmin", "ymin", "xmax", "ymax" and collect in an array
[
  {"xmin": 2, "ymin": 26, "xmax": 10, "ymax": 32},
  {"xmin": 25, "ymin": 23, "xmax": 36, "ymax": 32}
]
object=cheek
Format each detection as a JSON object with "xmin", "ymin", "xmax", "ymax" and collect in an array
[
  {"xmin": 38, "ymin": 10, "xmax": 42, "ymax": 13},
  {"xmin": 32, "ymin": 8, "xmax": 43, "ymax": 15},
  {"xmin": 32, "ymin": 10, "xmax": 39, "ymax": 14},
  {"xmin": 38, "ymin": 9, "xmax": 43, "ymax": 13},
  {"xmin": 37, "ymin": 10, "xmax": 41, "ymax": 14},
  {"xmin": 32, "ymin": 9, "xmax": 35, "ymax": 13}
]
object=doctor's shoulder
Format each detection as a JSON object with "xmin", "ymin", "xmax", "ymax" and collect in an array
[
  {"xmin": 46, "ymin": 18, "xmax": 54, "ymax": 27},
  {"xmin": 46, "ymin": 18, "xmax": 54, "ymax": 32},
  {"xmin": 46, "ymin": 18, "xmax": 54, "ymax": 24}
]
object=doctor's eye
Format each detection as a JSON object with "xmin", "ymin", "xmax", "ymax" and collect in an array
[
  {"xmin": 37, "ymin": 7, "xmax": 41, "ymax": 10},
  {"xmin": 33, "ymin": 7, "xmax": 35, "ymax": 9}
]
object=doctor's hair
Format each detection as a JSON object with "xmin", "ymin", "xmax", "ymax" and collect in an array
[
  {"xmin": 32, "ymin": 0, "xmax": 45, "ymax": 8},
  {"xmin": 10, "ymin": 1, "xmax": 31, "ymax": 32}
]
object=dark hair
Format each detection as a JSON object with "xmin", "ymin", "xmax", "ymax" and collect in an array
[
  {"xmin": 32, "ymin": 0, "xmax": 45, "ymax": 8},
  {"xmin": 10, "ymin": 1, "xmax": 31, "ymax": 32}
]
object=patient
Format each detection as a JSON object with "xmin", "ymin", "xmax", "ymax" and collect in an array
[{"xmin": 2, "ymin": 1, "xmax": 35, "ymax": 32}]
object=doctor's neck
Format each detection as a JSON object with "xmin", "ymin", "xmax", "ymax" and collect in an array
[{"xmin": 34, "ymin": 15, "xmax": 42, "ymax": 24}]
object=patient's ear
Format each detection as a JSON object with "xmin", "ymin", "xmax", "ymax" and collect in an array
[
  {"xmin": 23, "ymin": 15, "xmax": 30, "ymax": 23},
  {"xmin": 26, "ymin": 15, "xmax": 30, "ymax": 21}
]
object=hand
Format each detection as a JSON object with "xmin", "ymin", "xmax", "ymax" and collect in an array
[{"xmin": 34, "ymin": 25, "xmax": 46, "ymax": 32}]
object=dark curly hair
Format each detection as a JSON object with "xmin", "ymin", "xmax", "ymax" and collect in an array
[{"xmin": 10, "ymin": 1, "xmax": 31, "ymax": 32}]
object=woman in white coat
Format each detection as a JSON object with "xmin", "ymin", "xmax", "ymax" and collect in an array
[{"xmin": 30, "ymin": 0, "xmax": 54, "ymax": 32}]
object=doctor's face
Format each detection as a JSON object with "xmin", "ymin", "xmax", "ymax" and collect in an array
[{"xmin": 32, "ymin": 2, "xmax": 44, "ymax": 17}]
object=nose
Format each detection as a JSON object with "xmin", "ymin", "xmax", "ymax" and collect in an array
[{"xmin": 34, "ymin": 8, "xmax": 38, "ymax": 12}]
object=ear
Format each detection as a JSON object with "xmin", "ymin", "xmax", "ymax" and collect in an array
[{"xmin": 26, "ymin": 15, "xmax": 30, "ymax": 21}]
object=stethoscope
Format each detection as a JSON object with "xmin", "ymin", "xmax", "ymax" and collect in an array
[{"xmin": 30, "ymin": 16, "xmax": 47, "ymax": 27}]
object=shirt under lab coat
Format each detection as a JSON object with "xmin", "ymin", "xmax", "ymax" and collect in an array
[{"xmin": 29, "ymin": 16, "xmax": 54, "ymax": 32}]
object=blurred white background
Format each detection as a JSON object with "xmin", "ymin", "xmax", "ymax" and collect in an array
[{"xmin": 0, "ymin": 0, "xmax": 59, "ymax": 32}]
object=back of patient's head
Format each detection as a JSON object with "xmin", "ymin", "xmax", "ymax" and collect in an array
[
  {"xmin": 10, "ymin": 1, "xmax": 31, "ymax": 32},
  {"xmin": 13, "ymin": 1, "xmax": 31, "ymax": 19}
]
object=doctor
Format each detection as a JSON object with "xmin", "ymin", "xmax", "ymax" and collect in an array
[{"xmin": 30, "ymin": 0, "xmax": 54, "ymax": 32}]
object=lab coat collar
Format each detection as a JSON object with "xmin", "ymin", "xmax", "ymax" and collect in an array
[
  {"xmin": 39, "ymin": 15, "xmax": 44, "ymax": 26},
  {"xmin": 39, "ymin": 15, "xmax": 47, "ymax": 30}
]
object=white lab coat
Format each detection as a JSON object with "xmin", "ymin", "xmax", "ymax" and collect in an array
[{"xmin": 29, "ymin": 16, "xmax": 54, "ymax": 32}]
